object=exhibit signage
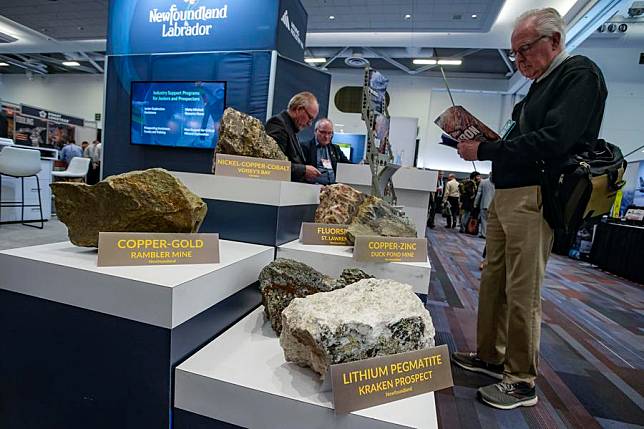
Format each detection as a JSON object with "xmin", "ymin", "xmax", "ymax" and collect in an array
[
  {"xmin": 214, "ymin": 154, "xmax": 291, "ymax": 181},
  {"xmin": 300, "ymin": 223, "xmax": 350, "ymax": 246},
  {"xmin": 330, "ymin": 344, "xmax": 453, "ymax": 414},
  {"xmin": 107, "ymin": 0, "xmax": 306, "ymax": 60},
  {"xmin": 353, "ymin": 236, "xmax": 428, "ymax": 263},
  {"xmin": 97, "ymin": 232, "xmax": 220, "ymax": 267},
  {"xmin": 20, "ymin": 104, "xmax": 85, "ymax": 127}
]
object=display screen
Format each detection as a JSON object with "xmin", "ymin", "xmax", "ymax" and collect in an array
[
  {"xmin": 131, "ymin": 81, "xmax": 226, "ymax": 149},
  {"xmin": 336, "ymin": 143, "xmax": 352, "ymax": 160},
  {"xmin": 333, "ymin": 133, "xmax": 366, "ymax": 164}
]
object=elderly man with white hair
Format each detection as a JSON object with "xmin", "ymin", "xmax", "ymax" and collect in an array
[{"xmin": 453, "ymin": 8, "xmax": 607, "ymax": 409}]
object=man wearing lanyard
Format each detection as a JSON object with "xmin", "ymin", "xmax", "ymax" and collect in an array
[{"xmin": 301, "ymin": 118, "xmax": 350, "ymax": 185}]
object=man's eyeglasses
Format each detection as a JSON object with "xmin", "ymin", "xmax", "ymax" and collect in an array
[
  {"xmin": 302, "ymin": 106, "xmax": 316, "ymax": 122},
  {"xmin": 508, "ymin": 35, "xmax": 550, "ymax": 61}
]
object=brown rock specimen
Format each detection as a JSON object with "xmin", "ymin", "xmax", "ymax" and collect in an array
[
  {"xmin": 315, "ymin": 184, "xmax": 417, "ymax": 243},
  {"xmin": 314, "ymin": 183, "xmax": 365, "ymax": 224},
  {"xmin": 259, "ymin": 258, "xmax": 373, "ymax": 334},
  {"xmin": 51, "ymin": 168, "xmax": 207, "ymax": 247},
  {"xmin": 212, "ymin": 107, "xmax": 287, "ymax": 172}
]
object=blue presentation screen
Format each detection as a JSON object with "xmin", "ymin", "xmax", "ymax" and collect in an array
[{"xmin": 131, "ymin": 81, "xmax": 226, "ymax": 149}]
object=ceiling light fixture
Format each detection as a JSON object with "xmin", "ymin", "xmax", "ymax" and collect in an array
[
  {"xmin": 438, "ymin": 59, "xmax": 462, "ymax": 65},
  {"xmin": 413, "ymin": 59, "xmax": 437, "ymax": 65},
  {"xmin": 62, "ymin": 61, "xmax": 81, "ymax": 67},
  {"xmin": 404, "ymin": 14, "xmax": 412, "ymax": 20},
  {"xmin": 0, "ymin": 62, "xmax": 10, "ymax": 67},
  {"xmin": 472, "ymin": 14, "xmax": 478, "ymax": 19},
  {"xmin": 329, "ymin": 15, "xmax": 335, "ymax": 20},
  {"xmin": 304, "ymin": 57, "xmax": 327, "ymax": 64}
]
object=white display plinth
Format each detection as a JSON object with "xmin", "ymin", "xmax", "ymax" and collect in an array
[
  {"xmin": 277, "ymin": 240, "xmax": 431, "ymax": 296},
  {"xmin": 175, "ymin": 308, "xmax": 439, "ymax": 429},
  {"xmin": 171, "ymin": 171, "xmax": 321, "ymax": 206},
  {"xmin": 336, "ymin": 165, "xmax": 438, "ymax": 237},
  {"xmin": 0, "ymin": 240, "xmax": 274, "ymax": 328}
]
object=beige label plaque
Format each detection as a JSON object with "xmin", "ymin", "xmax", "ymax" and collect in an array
[
  {"xmin": 330, "ymin": 344, "xmax": 453, "ymax": 414},
  {"xmin": 97, "ymin": 232, "xmax": 220, "ymax": 267},
  {"xmin": 214, "ymin": 153, "xmax": 291, "ymax": 181},
  {"xmin": 353, "ymin": 236, "xmax": 428, "ymax": 262},
  {"xmin": 300, "ymin": 223, "xmax": 350, "ymax": 246}
]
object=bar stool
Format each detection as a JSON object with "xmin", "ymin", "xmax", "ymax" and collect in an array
[{"xmin": 0, "ymin": 146, "xmax": 44, "ymax": 229}]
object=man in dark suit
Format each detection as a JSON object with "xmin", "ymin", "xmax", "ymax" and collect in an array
[
  {"xmin": 300, "ymin": 118, "xmax": 351, "ymax": 184},
  {"xmin": 265, "ymin": 92, "xmax": 321, "ymax": 182}
]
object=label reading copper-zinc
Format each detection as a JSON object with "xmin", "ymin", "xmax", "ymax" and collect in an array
[
  {"xmin": 215, "ymin": 154, "xmax": 291, "ymax": 181},
  {"xmin": 330, "ymin": 344, "xmax": 453, "ymax": 414},
  {"xmin": 300, "ymin": 223, "xmax": 350, "ymax": 246},
  {"xmin": 97, "ymin": 232, "xmax": 219, "ymax": 267},
  {"xmin": 353, "ymin": 236, "xmax": 428, "ymax": 262}
]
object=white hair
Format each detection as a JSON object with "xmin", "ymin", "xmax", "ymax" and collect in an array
[
  {"xmin": 314, "ymin": 118, "xmax": 333, "ymax": 130},
  {"xmin": 515, "ymin": 8, "xmax": 566, "ymax": 45}
]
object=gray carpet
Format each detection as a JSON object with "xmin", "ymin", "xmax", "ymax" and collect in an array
[{"xmin": 0, "ymin": 217, "xmax": 69, "ymax": 251}]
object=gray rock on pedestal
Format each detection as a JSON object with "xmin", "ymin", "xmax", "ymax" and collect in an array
[
  {"xmin": 280, "ymin": 278, "xmax": 435, "ymax": 378},
  {"xmin": 212, "ymin": 107, "xmax": 287, "ymax": 172},
  {"xmin": 51, "ymin": 168, "xmax": 207, "ymax": 247},
  {"xmin": 259, "ymin": 259, "xmax": 373, "ymax": 335}
]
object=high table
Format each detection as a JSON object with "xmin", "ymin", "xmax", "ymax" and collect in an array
[{"xmin": 590, "ymin": 221, "xmax": 644, "ymax": 284}]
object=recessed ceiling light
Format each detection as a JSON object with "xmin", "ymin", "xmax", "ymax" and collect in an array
[
  {"xmin": 329, "ymin": 15, "xmax": 335, "ymax": 20},
  {"xmin": 404, "ymin": 14, "xmax": 412, "ymax": 20},
  {"xmin": 438, "ymin": 59, "xmax": 462, "ymax": 65},
  {"xmin": 62, "ymin": 61, "xmax": 81, "ymax": 67},
  {"xmin": 413, "ymin": 59, "xmax": 437, "ymax": 65},
  {"xmin": 0, "ymin": 62, "xmax": 10, "ymax": 67},
  {"xmin": 304, "ymin": 57, "xmax": 327, "ymax": 64},
  {"xmin": 472, "ymin": 14, "xmax": 478, "ymax": 19}
]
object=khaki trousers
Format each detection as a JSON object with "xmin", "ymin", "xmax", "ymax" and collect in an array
[{"xmin": 476, "ymin": 185, "xmax": 553, "ymax": 385}]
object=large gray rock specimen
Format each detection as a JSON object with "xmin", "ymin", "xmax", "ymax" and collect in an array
[
  {"xmin": 280, "ymin": 278, "xmax": 435, "ymax": 378},
  {"xmin": 212, "ymin": 107, "xmax": 287, "ymax": 172},
  {"xmin": 314, "ymin": 183, "xmax": 366, "ymax": 224},
  {"xmin": 259, "ymin": 258, "xmax": 373, "ymax": 334},
  {"xmin": 346, "ymin": 195, "xmax": 417, "ymax": 243},
  {"xmin": 51, "ymin": 168, "xmax": 207, "ymax": 247}
]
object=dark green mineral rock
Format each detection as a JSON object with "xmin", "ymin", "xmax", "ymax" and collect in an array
[{"xmin": 259, "ymin": 258, "xmax": 373, "ymax": 334}]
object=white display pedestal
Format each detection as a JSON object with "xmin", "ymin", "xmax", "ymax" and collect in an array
[
  {"xmin": 278, "ymin": 240, "xmax": 431, "ymax": 296},
  {"xmin": 171, "ymin": 171, "xmax": 321, "ymax": 246},
  {"xmin": 174, "ymin": 308, "xmax": 439, "ymax": 429},
  {"xmin": 336, "ymin": 164, "xmax": 438, "ymax": 237},
  {"xmin": 0, "ymin": 240, "xmax": 274, "ymax": 429}
]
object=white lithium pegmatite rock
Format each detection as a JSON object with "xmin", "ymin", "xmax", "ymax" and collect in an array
[{"xmin": 279, "ymin": 278, "xmax": 435, "ymax": 378}]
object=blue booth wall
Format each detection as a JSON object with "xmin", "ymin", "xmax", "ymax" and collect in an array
[
  {"xmin": 272, "ymin": 55, "xmax": 332, "ymax": 144},
  {"xmin": 102, "ymin": 51, "xmax": 271, "ymax": 177}
]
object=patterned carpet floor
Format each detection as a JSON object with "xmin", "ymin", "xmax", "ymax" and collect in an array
[{"xmin": 426, "ymin": 225, "xmax": 644, "ymax": 429}]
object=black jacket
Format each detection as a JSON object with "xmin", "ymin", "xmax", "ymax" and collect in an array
[
  {"xmin": 300, "ymin": 138, "xmax": 351, "ymax": 177},
  {"xmin": 265, "ymin": 110, "xmax": 307, "ymax": 182},
  {"xmin": 478, "ymin": 55, "xmax": 607, "ymax": 189}
]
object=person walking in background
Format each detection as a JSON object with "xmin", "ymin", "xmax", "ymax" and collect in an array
[
  {"xmin": 474, "ymin": 174, "xmax": 495, "ymax": 238},
  {"xmin": 459, "ymin": 171, "xmax": 481, "ymax": 233},
  {"xmin": 85, "ymin": 139, "xmax": 102, "ymax": 185},
  {"xmin": 427, "ymin": 171, "xmax": 444, "ymax": 229},
  {"xmin": 442, "ymin": 173, "xmax": 460, "ymax": 228},
  {"xmin": 59, "ymin": 140, "xmax": 83, "ymax": 166}
]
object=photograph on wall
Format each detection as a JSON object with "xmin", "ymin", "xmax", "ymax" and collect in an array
[
  {"xmin": 633, "ymin": 161, "xmax": 644, "ymax": 207},
  {"xmin": 1, "ymin": 103, "xmax": 18, "ymax": 140},
  {"xmin": 131, "ymin": 81, "xmax": 226, "ymax": 149},
  {"xmin": 47, "ymin": 121, "xmax": 75, "ymax": 150},
  {"xmin": 13, "ymin": 114, "xmax": 48, "ymax": 147}
]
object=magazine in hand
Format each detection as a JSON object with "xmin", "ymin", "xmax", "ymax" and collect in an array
[{"xmin": 434, "ymin": 106, "xmax": 500, "ymax": 149}]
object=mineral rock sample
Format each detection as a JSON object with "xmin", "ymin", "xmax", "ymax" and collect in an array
[
  {"xmin": 347, "ymin": 195, "xmax": 417, "ymax": 243},
  {"xmin": 212, "ymin": 107, "xmax": 287, "ymax": 172},
  {"xmin": 259, "ymin": 258, "xmax": 373, "ymax": 334},
  {"xmin": 314, "ymin": 183, "xmax": 365, "ymax": 224},
  {"xmin": 280, "ymin": 279, "xmax": 435, "ymax": 377},
  {"xmin": 51, "ymin": 168, "xmax": 207, "ymax": 247}
]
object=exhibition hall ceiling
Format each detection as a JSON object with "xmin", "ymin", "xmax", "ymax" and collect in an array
[{"xmin": 0, "ymin": 0, "xmax": 640, "ymax": 81}]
